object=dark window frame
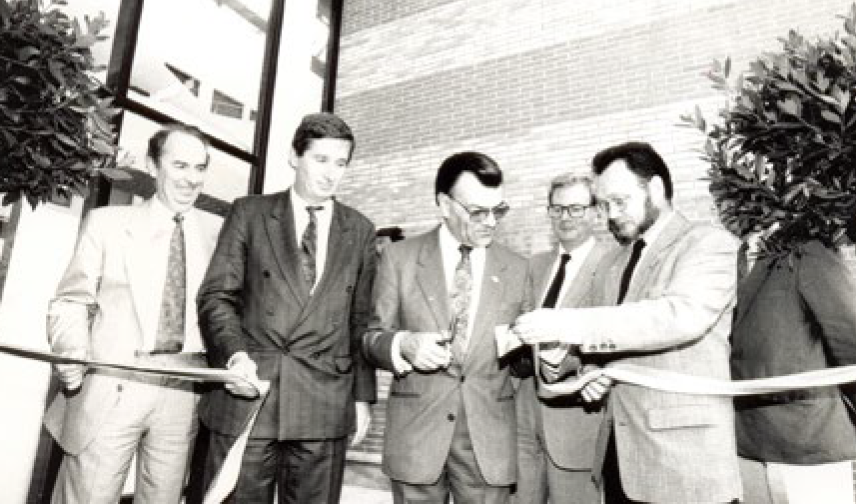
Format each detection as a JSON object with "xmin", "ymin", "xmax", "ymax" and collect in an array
[{"xmin": 90, "ymin": 0, "xmax": 344, "ymax": 204}]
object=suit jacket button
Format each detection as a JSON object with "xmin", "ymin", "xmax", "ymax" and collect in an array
[
  {"xmin": 263, "ymin": 270, "xmax": 271, "ymax": 278},
  {"xmin": 447, "ymin": 413, "xmax": 456, "ymax": 421},
  {"xmin": 460, "ymin": 375, "xmax": 465, "ymax": 383}
]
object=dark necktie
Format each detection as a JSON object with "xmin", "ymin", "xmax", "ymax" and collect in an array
[
  {"xmin": 450, "ymin": 245, "xmax": 473, "ymax": 362},
  {"xmin": 542, "ymin": 253, "xmax": 571, "ymax": 308},
  {"xmin": 736, "ymin": 241, "xmax": 750, "ymax": 283},
  {"xmin": 154, "ymin": 214, "xmax": 186, "ymax": 353},
  {"xmin": 300, "ymin": 206, "xmax": 323, "ymax": 288},
  {"xmin": 617, "ymin": 239, "xmax": 646, "ymax": 305}
]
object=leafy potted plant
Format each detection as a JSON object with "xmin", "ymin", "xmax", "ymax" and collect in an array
[
  {"xmin": 682, "ymin": 4, "xmax": 856, "ymax": 258},
  {"xmin": 0, "ymin": 0, "xmax": 127, "ymax": 209}
]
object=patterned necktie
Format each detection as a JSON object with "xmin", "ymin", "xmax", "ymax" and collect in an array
[
  {"xmin": 542, "ymin": 253, "xmax": 571, "ymax": 308},
  {"xmin": 154, "ymin": 213, "xmax": 186, "ymax": 353},
  {"xmin": 450, "ymin": 245, "xmax": 473, "ymax": 363},
  {"xmin": 300, "ymin": 206, "xmax": 323, "ymax": 288},
  {"xmin": 617, "ymin": 239, "xmax": 645, "ymax": 304}
]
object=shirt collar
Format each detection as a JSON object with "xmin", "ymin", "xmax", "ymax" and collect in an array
[
  {"xmin": 559, "ymin": 236, "xmax": 596, "ymax": 258},
  {"xmin": 291, "ymin": 190, "xmax": 333, "ymax": 214},
  {"xmin": 150, "ymin": 196, "xmax": 194, "ymax": 223},
  {"xmin": 438, "ymin": 222, "xmax": 490, "ymax": 254},
  {"xmin": 640, "ymin": 208, "xmax": 674, "ymax": 246}
]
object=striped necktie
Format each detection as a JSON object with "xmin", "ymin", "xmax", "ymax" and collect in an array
[{"xmin": 300, "ymin": 206, "xmax": 323, "ymax": 288}]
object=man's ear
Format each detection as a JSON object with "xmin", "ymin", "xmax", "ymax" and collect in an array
[
  {"xmin": 437, "ymin": 193, "xmax": 452, "ymax": 219},
  {"xmin": 145, "ymin": 156, "xmax": 158, "ymax": 176},
  {"xmin": 288, "ymin": 148, "xmax": 299, "ymax": 169},
  {"xmin": 649, "ymin": 176, "xmax": 667, "ymax": 205}
]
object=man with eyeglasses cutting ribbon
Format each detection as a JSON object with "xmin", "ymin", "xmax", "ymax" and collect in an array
[{"xmin": 363, "ymin": 151, "xmax": 531, "ymax": 504}]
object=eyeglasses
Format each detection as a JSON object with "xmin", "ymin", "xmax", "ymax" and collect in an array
[
  {"xmin": 596, "ymin": 196, "xmax": 631, "ymax": 215},
  {"xmin": 448, "ymin": 195, "xmax": 510, "ymax": 223},
  {"xmin": 547, "ymin": 204, "xmax": 591, "ymax": 219}
]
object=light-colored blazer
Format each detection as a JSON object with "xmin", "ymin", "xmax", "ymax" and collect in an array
[
  {"xmin": 43, "ymin": 200, "xmax": 222, "ymax": 455},
  {"xmin": 557, "ymin": 212, "xmax": 742, "ymax": 503},
  {"xmin": 519, "ymin": 241, "xmax": 613, "ymax": 470},
  {"xmin": 362, "ymin": 227, "xmax": 530, "ymax": 485}
]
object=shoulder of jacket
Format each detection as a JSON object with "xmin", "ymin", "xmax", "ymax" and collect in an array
[{"xmin": 335, "ymin": 201, "xmax": 376, "ymax": 230}]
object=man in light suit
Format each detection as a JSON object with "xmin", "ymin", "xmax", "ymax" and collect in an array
[
  {"xmin": 197, "ymin": 112, "xmax": 377, "ymax": 503},
  {"xmin": 515, "ymin": 142, "xmax": 742, "ymax": 503},
  {"xmin": 45, "ymin": 123, "xmax": 221, "ymax": 503},
  {"xmin": 363, "ymin": 151, "xmax": 529, "ymax": 504},
  {"xmin": 514, "ymin": 174, "xmax": 613, "ymax": 504}
]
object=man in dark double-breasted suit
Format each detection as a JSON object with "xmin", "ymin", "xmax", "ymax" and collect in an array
[{"xmin": 197, "ymin": 113, "xmax": 377, "ymax": 503}]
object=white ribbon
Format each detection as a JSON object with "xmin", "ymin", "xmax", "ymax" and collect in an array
[
  {"xmin": 0, "ymin": 342, "xmax": 268, "ymax": 503},
  {"xmin": 537, "ymin": 361, "xmax": 856, "ymax": 399}
]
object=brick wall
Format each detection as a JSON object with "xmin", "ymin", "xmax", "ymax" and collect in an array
[{"xmin": 337, "ymin": 0, "xmax": 856, "ymax": 462}]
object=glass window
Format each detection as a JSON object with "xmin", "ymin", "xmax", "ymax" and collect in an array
[
  {"xmin": 113, "ymin": 112, "xmax": 251, "ymax": 215},
  {"xmin": 128, "ymin": 0, "xmax": 272, "ymax": 150}
]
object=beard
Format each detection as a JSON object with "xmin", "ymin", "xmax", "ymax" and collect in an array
[{"xmin": 608, "ymin": 195, "xmax": 660, "ymax": 245}]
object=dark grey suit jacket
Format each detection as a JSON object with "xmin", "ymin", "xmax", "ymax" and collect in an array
[
  {"xmin": 197, "ymin": 190, "xmax": 377, "ymax": 440},
  {"xmin": 732, "ymin": 240, "xmax": 856, "ymax": 463}
]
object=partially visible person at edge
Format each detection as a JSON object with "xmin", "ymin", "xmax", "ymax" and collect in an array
[
  {"xmin": 731, "ymin": 223, "xmax": 856, "ymax": 503},
  {"xmin": 514, "ymin": 141, "xmax": 742, "ymax": 504},
  {"xmin": 513, "ymin": 173, "xmax": 614, "ymax": 504},
  {"xmin": 196, "ymin": 112, "xmax": 377, "ymax": 503},
  {"xmin": 363, "ymin": 151, "xmax": 531, "ymax": 504},
  {"xmin": 46, "ymin": 123, "xmax": 222, "ymax": 503}
]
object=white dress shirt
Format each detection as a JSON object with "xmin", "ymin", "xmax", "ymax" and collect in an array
[
  {"xmin": 144, "ymin": 197, "xmax": 205, "ymax": 352},
  {"xmin": 290, "ymin": 190, "xmax": 334, "ymax": 293}
]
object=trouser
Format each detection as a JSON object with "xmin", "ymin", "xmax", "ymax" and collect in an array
[
  {"xmin": 392, "ymin": 404, "xmax": 511, "ymax": 504},
  {"xmin": 205, "ymin": 433, "xmax": 348, "ymax": 504},
  {"xmin": 52, "ymin": 372, "xmax": 200, "ymax": 504}
]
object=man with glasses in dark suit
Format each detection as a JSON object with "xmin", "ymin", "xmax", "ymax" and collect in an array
[{"xmin": 363, "ymin": 151, "xmax": 530, "ymax": 504}]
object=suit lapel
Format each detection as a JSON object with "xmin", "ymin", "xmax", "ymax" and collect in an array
[
  {"xmin": 532, "ymin": 250, "xmax": 556, "ymax": 306},
  {"xmin": 624, "ymin": 213, "xmax": 690, "ymax": 302},
  {"xmin": 733, "ymin": 258, "xmax": 773, "ymax": 328},
  {"xmin": 416, "ymin": 229, "xmax": 450, "ymax": 331},
  {"xmin": 264, "ymin": 191, "xmax": 308, "ymax": 306},
  {"xmin": 560, "ymin": 242, "xmax": 605, "ymax": 308},
  {"xmin": 465, "ymin": 246, "xmax": 506, "ymax": 369},
  {"xmin": 125, "ymin": 201, "xmax": 161, "ymax": 346}
]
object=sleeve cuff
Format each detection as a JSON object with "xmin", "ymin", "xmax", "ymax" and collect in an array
[{"xmin": 390, "ymin": 331, "xmax": 413, "ymax": 375}]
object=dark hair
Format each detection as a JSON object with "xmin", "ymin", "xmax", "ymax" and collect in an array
[
  {"xmin": 591, "ymin": 141, "xmax": 673, "ymax": 201},
  {"xmin": 147, "ymin": 123, "xmax": 210, "ymax": 166},
  {"xmin": 548, "ymin": 174, "xmax": 595, "ymax": 205},
  {"xmin": 291, "ymin": 112, "xmax": 355, "ymax": 159},
  {"xmin": 434, "ymin": 151, "xmax": 502, "ymax": 203}
]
